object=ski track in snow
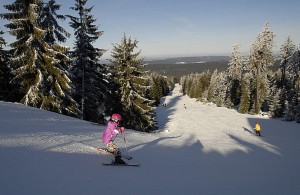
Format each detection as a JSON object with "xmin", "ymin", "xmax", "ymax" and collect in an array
[{"xmin": 1, "ymin": 84, "xmax": 300, "ymax": 195}]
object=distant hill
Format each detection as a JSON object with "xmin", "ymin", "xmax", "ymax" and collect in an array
[
  {"xmin": 143, "ymin": 56, "xmax": 280, "ymax": 77},
  {"xmin": 143, "ymin": 56, "xmax": 230, "ymax": 77},
  {"xmin": 145, "ymin": 56, "xmax": 231, "ymax": 64}
]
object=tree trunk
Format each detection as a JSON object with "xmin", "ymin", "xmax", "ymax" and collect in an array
[{"xmin": 255, "ymin": 66, "xmax": 259, "ymax": 114}]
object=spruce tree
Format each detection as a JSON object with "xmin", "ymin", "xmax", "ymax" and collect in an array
[
  {"xmin": 249, "ymin": 22, "xmax": 275, "ymax": 114},
  {"xmin": 191, "ymin": 76, "xmax": 201, "ymax": 99},
  {"xmin": 284, "ymin": 100, "xmax": 295, "ymax": 121},
  {"xmin": 180, "ymin": 75, "xmax": 188, "ymax": 95},
  {"xmin": 273, "ymin": 38, "xmax": 296, "ymax": 117},
  {"xmin": 207, "ymin": 69, "xmax": 219, "ymax": 103},
  {"xmin": 67, "ymin": 0, "xmax": 110, "ymax": 122},
  {"xmin": 110, "ymin": 34, "xmax": 157, "ymax": 132},
  {"xmin": 226, "ymin": 44, "xmax": 244, "ymax": 106},
  {"xmin": 228, "ymin": 44, "xmax": 243, "ymax": 81},
  {"xmin": 214, "ymin": 71, "xmax": 227, "ymax": 107},
  {"xmin": 279, "ymin": 36, "xmax": 295, "ymax": 87},
  {"xmin": 268, "ymin": 86, "xmax": 282, "ymax": 117},
  {"xmin": 0, "ymin": 30, "xmax": 12, "ymax": 101},
  {"xmin": 239, "ymin": 73, "xmax": 251, "ymax": 113},
  {"xmin": 285, "ymin": 49, "xmax": 300, "ymax": 120},
  {"xmin": 295, "ymin": 103, "xmax": 300, "ymax": 123},
  {"xmin": 39, "ymin": 0, "xmax": 71, "ymax": 43},
  {"xmin": 0, "ymin": 0, "xmax": 78, "ymax": 116},
  {"xmin": 148, "ymin": 72, "xmax": 170, "ymax": 105},
  {"xmin": 39, "ymin": 0, "xmax": 79, "ymax": 116}
]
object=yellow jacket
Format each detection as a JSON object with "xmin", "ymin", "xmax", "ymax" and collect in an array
[{"xmin": 255, "ymin": 123, "xmax": 261, "ymax": 131}]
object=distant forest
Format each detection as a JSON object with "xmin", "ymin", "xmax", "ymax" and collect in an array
[{"xmin": 144, "ymin": 58, "xmax": 280, "ymax": 77}]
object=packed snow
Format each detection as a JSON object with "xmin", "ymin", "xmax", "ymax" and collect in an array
[{"xmin": 1, "ymin": 84, "xmax": 300, "ymax": 195}]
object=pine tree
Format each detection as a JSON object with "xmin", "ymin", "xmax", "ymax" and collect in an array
[
  {"xmin": 110, "ymin": 34, "xmax": 157, "ymax": 132},
  {"xmin": 39, "ymin": 0, "xmax": 71, "ymax": 43},
  {"xmin": 181, "ymin": 72, "xmax": 205, "ymax": 101},
  {"xmin": 190, "ymin": 76, "xmax": 201, "ymax": 99},
  {"xmin": 279, "ymin": 36, "xmax": 295, "ymax": 87},
  {"xmin": 148, "ymin": 72, "xmax": 170, "ymax": 105},
  {"xmin": 259, "ymin": 73, "xmax": 270, "ymax": 113},
  {"xmin": 268, "ymin": 86, "xmax": 282, "ymax": 117},
  {"xmin": 215, "ymin": 71, "xmax": 227, "ymax": 107},
  {"xmin": 67, "ymin": 0, "xmax": 110, "ymax": 122},
  {"xmin": 226, "ymin": 44, "xmax": 244, "ymax": 106},
  {"xmin": 284, "ymin": 100, "xmax": 295, "ymax": 121},
  {"xmin": 249, "ymin": 22, "xmax": 275, "ymax": 114},
  {"xmin": 286, "ymin": 49, "xmax": 300, "ymax": 120},
  {"xmin": 39, "ymin": 0, "xmax": 79, "ymax": 116},
  {"xmin": 277, "ymin": 37, "xmax": 295, "ymax": 117},
  {"xmin": 0, "ymin": 30, "xmax": 12, "ymax": 101},
  {"xmin": 239, "ymin": 73, "xmax": 251, "ymax": 114},
  {"xmin": 295, "ymin": 103, "xmax": 300, "ymax": 123},
  {"xmin": 0, "ymin": 0, "xmax": 78, "ymax": 116},
  {"xmin": 207, "ymin": 69, "xmax": 219, "ymax": 103},
  {"xmin": 228, "ymin": 44, "xmax": 244, "ymax": 81}
]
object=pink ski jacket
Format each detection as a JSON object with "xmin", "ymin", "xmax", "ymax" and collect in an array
[{"xmin": 102, "ymin": 121, "xmax": 120, "ymax": 144}]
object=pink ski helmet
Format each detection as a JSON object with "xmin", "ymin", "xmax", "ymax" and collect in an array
[{"xmin": 111, "ymin": 113, "xmax": 122, "ymax": 122}]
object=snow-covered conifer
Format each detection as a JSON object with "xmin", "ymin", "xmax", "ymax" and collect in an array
[
  {"xmin": 147, "ymin": 72, "xmax": 171, "ymax": 105},
  {"xmin": 190, "ymin": 76, "xmax": 201, "ymax": 99},
  {"xmin": 285, "ymin": 49, "xmax": 300, "ymax": 120},
  {"xmin": 279, "ymin": 36, "xmax": 295, "ymax": 87},
  {"xmin": 226, "ymin": 44, "xmax": 245, "ymax": 106},
  {"xmin": 284, "ymin": 100, "xmax": 295, "ymax": 121},
  {"xmin": 39, "ymin": 0, "xmax": 71, "ymax": 43},
  {"xmin": 207, "ymin": 70, "xmax": 227, "ymax": 106},
  {"xmin": 228, "ymin": 44, "xmax": 244, "ymax": 81},
  {"xmin": 268, "ymin": 86, "xmax": 282, "ymax": 117},
  {"xmin": 295, "ymin": 103, "xmax": 300, "ymax": 123},
  {"xmin": 0, "ymin": 0, "xmax": 78, "ymax": 116},
  {"xmin": 0, "ymin": 30, "xmax": 12, "ymax": 101},
  {"xmin": 67, "ymin": 0, "xmax": 110, "ymax": 122},
  {"xmin": 239, "ymin": 73, "xmax": 251, "ymax": 113},
  {"xmin": 180, "ymin": 71, "xmax": 211, "ymax": 101},
  {"xmin": 110, "ymin": 34, "xmax": 157, "ymax": 132},
  {"xmin": 249, "ymin": 22, "xmax": 275, "ymax": 114}
]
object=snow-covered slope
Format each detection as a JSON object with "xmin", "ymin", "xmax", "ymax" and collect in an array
[{"xmin": 1, "ymin": 84, "xmax": 300, "ymax": 195}]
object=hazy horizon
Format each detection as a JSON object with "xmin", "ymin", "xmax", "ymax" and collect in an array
[{"xmin": 1, "ymin": 0, "xmax": 299, "ymax": 60}]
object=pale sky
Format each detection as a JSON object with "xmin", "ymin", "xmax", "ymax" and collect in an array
[{"xmin": 1, "ymin": 0, "xmax": 300, "ymax": 60}]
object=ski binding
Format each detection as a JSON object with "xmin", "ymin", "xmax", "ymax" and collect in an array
[
  {"xmin": 97, "ymin": 147, "xmax": 133, "ymax": 160},
  {"xmin": 102, "ymin": 162, "xmax": 140, "ymax": 167}
]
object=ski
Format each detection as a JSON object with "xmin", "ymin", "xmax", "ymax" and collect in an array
[
  {"xmin": 102, "ymin": 162, "xmax": 140, "ymax": 167},
  {"xmin": 97, "ymin": 147, "xmax": 133, "ymax": 160}
]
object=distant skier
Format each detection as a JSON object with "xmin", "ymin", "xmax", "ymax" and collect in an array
[
  {"xmin": 254, "ymin": 122, "xmax": 261, "ymax": 136},
  {"xmin": 184, "ymin": 104, "xmax": 186, "ymax": 109},
  {"xmin": 101, "ymin": 113, "xmax": 125, "ymax": 154}
]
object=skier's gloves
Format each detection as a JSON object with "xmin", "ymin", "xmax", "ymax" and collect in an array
[
  {"xmin": 120, "ymin": 127, "xmax": 125, "ymax": 133},
  {"xmin": 113, "ymin": 129, "xmax": 119, "ymax": 134}
]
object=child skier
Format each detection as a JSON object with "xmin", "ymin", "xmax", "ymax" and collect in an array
[
  {"xmin": 254, "ymin": 122, "xmax": 261, "ymax": 136},
  {"xmin": 101, "ymin": 113, "xmax": 125, "ymax": 155}
]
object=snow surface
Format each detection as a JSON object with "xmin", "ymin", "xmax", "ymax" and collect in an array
[{"xmin": 1, "ymin": 84, "xmax": 300, "ymax": 195}]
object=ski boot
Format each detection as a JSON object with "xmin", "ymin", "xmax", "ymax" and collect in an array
[{"xmin": 114, "ymin": 151, "xmax": 126, "ymax": 165}]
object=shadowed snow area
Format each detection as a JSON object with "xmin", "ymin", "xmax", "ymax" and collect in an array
[{"xmin": 1, "ymin": 84, "xmax": 300, "ymax": 195}]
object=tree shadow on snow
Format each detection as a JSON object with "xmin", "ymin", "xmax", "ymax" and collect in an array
[
  {"xmin": 127, "ymin": 134, "xmax": 183, "ymax": 152},
  {"xmin": 2, "ymin": 101, "xmax": 300, "ymax": 194}
]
